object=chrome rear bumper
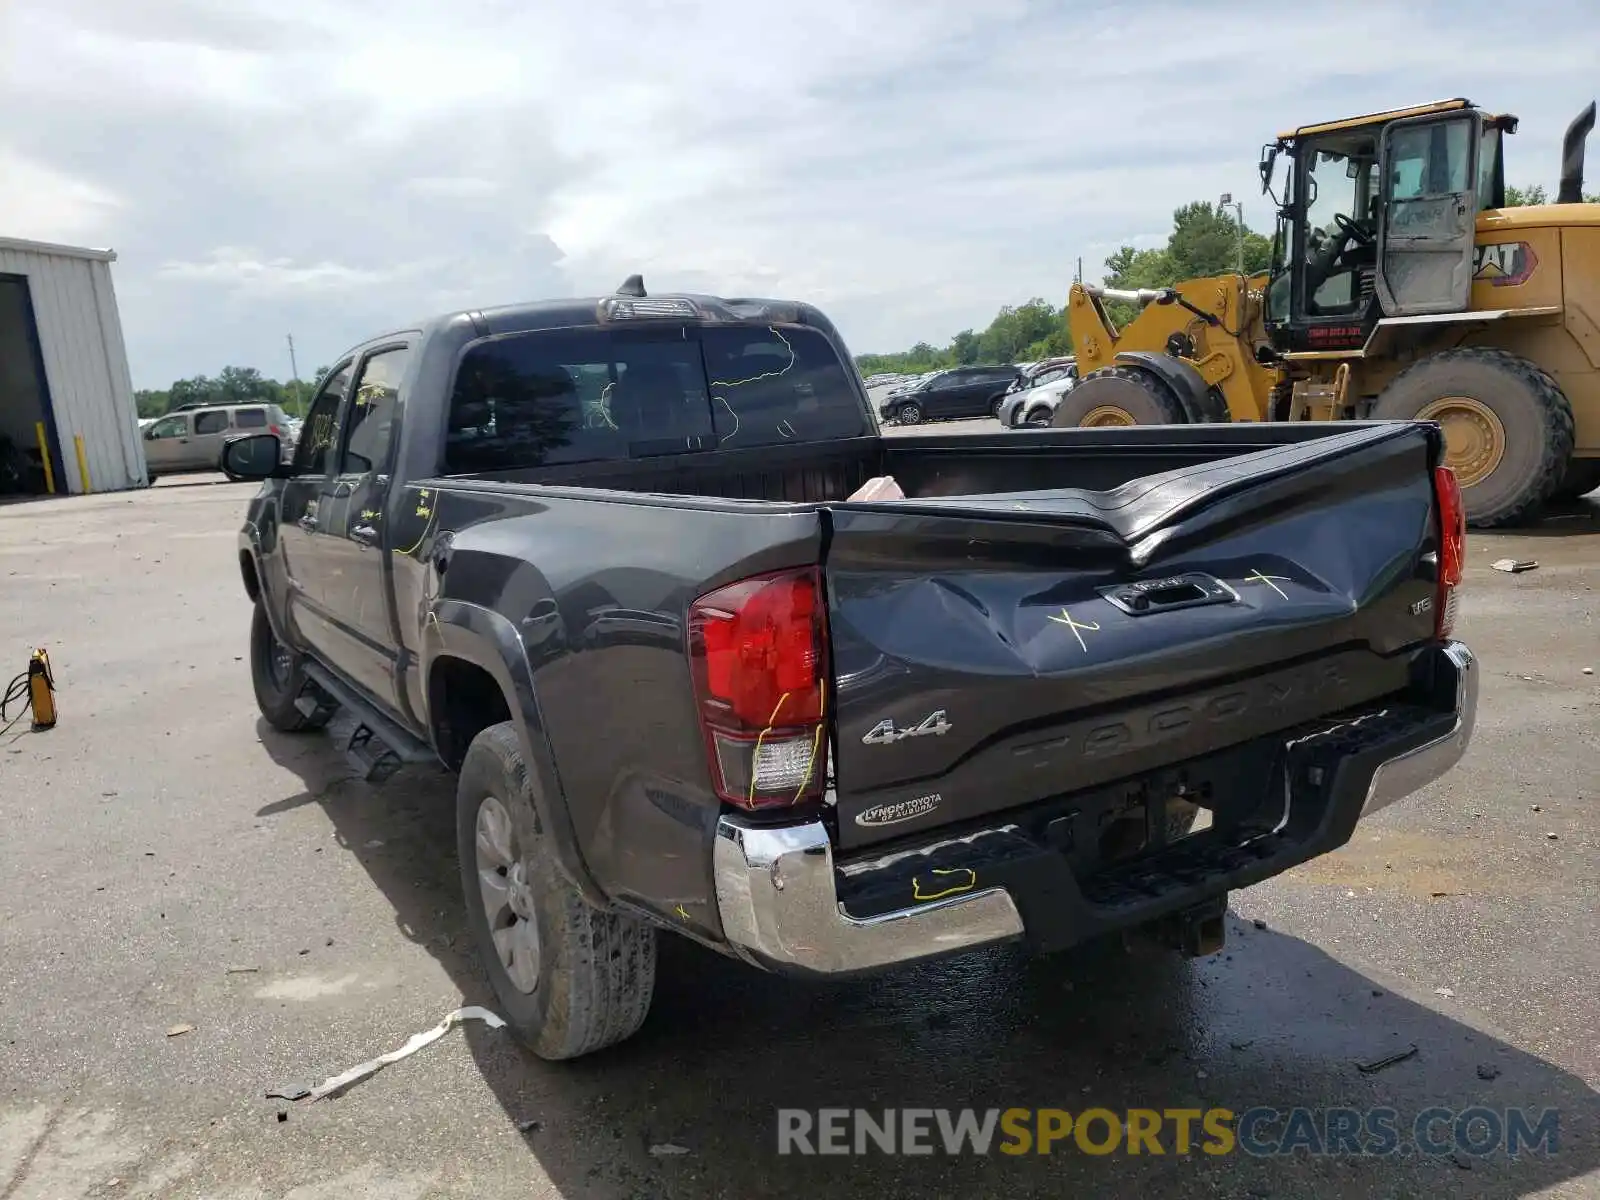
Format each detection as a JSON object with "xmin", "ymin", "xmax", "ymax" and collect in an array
[
  {"xmin": 1361, "ymin": 641, "xmax": 1477, "ymax": 817},
  {"xmin": 711, "ymin": 821, "xmax": 1024, "ymax": 976}
]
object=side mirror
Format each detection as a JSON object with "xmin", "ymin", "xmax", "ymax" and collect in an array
[
  {"xmin": 1259, "ymin": 143, "xmax": 1281, "ymax": 204},
  {"xmin": 220, "ymin": 433, "xmax": 285, "ymax": 481}
]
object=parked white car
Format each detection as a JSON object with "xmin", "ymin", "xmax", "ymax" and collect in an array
[{"xmin": 997, "ymin": 367, "xmax": 1078, "ymax": 428}]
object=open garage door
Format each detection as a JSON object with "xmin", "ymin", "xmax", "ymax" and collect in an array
[{"xmin": 0, "ymin": 274, "xmax": 65, "ymax": 496}]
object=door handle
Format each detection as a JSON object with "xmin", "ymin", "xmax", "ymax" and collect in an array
[
  {"xmin": 350, "ymin": 523, "xmax": 379, "ymax": 546},
  {"xmin": 1099, "ymin": 573, "xmax": 1237, "ymax": 616}
]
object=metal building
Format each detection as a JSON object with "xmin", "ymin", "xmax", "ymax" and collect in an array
[{"xmin": 0, "ymin": 236, "xmax": 145, "ymax": 496}]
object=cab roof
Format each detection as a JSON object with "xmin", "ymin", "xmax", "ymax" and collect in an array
[{"xmin": 1276, "ymin": 98, "xmax": 1516, "ymax": 141}]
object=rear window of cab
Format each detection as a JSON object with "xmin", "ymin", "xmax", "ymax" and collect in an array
[{"xmin": 444, "ymin": 324, "xmax": 868, "ymax": 473}]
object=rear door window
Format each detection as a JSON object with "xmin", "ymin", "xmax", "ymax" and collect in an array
[
  {"xmin": 194, "ymin": 410, "xmax": 229, "ymax": 435},
  {"xmin": 703, "ymin": 326, "xmax": 867, "ymax": 446},
  {"xmin": 445, "ymin": 329, "xmax": 715, "ymax": 473}
]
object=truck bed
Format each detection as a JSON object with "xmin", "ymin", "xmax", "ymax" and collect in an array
[
  {"xmin": 423, "ymin": 420, "xmax": 1445, "ymax": 860},
  {"xmin": 453, "ymin": 420, "xmax": 1420, "ymax": 507}
]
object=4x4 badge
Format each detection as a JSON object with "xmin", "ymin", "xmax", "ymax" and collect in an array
[{"xmin": 862, "ymin": 709, "xmax": 952, "ymax": 746}]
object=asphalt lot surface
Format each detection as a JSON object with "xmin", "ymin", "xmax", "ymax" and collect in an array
[{"xmin": 1, "ymin": 430, "xmax": 1597, "ymax": 1199}]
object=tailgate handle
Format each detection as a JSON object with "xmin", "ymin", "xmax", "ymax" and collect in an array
[{"xmin": 1100, "ymin": 573, "xmax": 1236, "ymax": 616}]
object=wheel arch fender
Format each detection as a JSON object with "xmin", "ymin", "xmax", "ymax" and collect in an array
[
  {"xmin": 424, "ymin": 599, "xmax": 607, "ymax": 907},
  {"xmin": 1112, "ymin": 351, "xmax": 1215, "ymax": 423},
  {"xmin": 239, "ymin": 513, "xmax": 296, "ymax": 651}
]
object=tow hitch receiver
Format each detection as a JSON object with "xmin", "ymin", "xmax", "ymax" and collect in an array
[{"xmin": 1149, "ymin": 895, "xmax": 1228, "ymax": 958}]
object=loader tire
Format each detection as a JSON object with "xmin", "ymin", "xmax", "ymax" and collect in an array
[
  {"xmin": 1551, "ymin": 457, "xmax": 1600, "ymax": 502},
  {"xmin": 458, "ymin": 721, "xmax": 657, "ymax": 1061},
  {"xmin": 1369, "ymin": 348, "xmax": 1574, "ymax": 528},
  {"xmin": 1051, "ymin": 366, "xmax": 1188, "ymax": 428}
]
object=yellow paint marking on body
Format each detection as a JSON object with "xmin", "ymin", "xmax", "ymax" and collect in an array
[
  {"xmin": 1240, "ymin": 569, "xmax": 1291, "ymax": 600},
  {"xmin": 1047, "ymin": 608, "xmax": 1101, "ymax": 652},
  {"xmin": 913, "ymin": 868, "xmax": 977, "ymax": 902}
]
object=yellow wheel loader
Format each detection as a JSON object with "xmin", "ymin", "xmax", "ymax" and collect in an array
[
  {"xmin": 1063, "ymin": 273, "xmax": 1278, "ymax": 426},
  {"xmin": 1058, "ymin": 97, "xmax": 1600, "ymax": 527}
]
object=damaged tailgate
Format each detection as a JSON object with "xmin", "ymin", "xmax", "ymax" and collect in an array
[{"xmin": 823, "ymin": 423, "xmax": 1443, "ymax": 850}]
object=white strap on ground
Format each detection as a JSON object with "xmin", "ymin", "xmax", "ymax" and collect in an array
[{"xmin": 308, "ymin": 1005, "xmax": 506, "ymax": 1101}]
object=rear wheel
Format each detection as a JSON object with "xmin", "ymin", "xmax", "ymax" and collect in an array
[
  {"xmin": 896, "ymin": 402, "xmax": 922, "ymax": 426},
  {"xmin": 1051, "ymin": 366, "xmax": 1187, "ymax": 428},
  {"xmin": 1369, "ymin": 348, "xmax": 1574, "ymax": 528},
  {"xmin": 990, "ymin": 395, "xmax": 1007, "ymax": 421},
  {"xmin": 1024, "ymin": 406, "xmax": 1054, "ymax": 427},
  {"xmin": 1551, "ymin": 457, "xmax": 1600, "ymax": 502},
  {"xmin": 457, "ymin": 722, "xmax": 657, "ymax": 1060}
]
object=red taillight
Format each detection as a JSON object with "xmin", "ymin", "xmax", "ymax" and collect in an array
[
  {"xmin": 269, "ymin": 423, "xmax": 281, "ymax": 436},
  {"xmin": 688, "ymin": 568, "xmax": 829, "ymax": 810},
  {"xmin": 1433, "ymin": 465, "xmax": 1465, "ymax": 639}
]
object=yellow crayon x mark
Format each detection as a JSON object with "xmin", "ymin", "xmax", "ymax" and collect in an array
[
  {"xmin": 675, "ymin": 904, "xmax": 691, "ymax": 922},
  {"xmin": 1047, "ymin": 608, "xmax": 1101, "ymax": 652},
  {"xmin": 1241, "ymin": 569, "xmax": 1291, "ymax": 600}
]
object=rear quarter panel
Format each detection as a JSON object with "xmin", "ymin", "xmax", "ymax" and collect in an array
[{"xmin": 398, "ymin": 482, "xmax": 827, "ymax": 938}]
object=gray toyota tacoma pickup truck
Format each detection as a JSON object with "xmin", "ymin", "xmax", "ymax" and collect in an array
[{"xmin": 224, "ymin": 278, "xmax": 1477, "ymax": 1061}]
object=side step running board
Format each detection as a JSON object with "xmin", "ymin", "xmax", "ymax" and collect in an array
[{"xmin": 301, "ymin": 661, "xmax": 438, "ymax": 783}]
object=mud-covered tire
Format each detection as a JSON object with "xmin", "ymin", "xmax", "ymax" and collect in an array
[
  {"xmin": 250, "ymin": 603, "xmax": 332, "ymax": 732},
  {"xmin": 1551, "ymin": 457, "xmax": 1600, "ymax": 502},
  {"xmin": 457, "ymin": 721, "xmax": 657, "ymax": 1061},
  {"xmin": 1051, "ymin": 365, "xmax": 1188, "ymax": 428},
  {"xmin": 1369, "ymin": 348, "xmax": 1574, "ymax": 528}
]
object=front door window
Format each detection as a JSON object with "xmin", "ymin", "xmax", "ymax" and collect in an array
[{"xmin": 147, "ymin": 415, "xmax": 188, "ymax": 439}]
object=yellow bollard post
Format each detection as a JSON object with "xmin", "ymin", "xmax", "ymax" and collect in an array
[
  {"xmin": 33, "ymin": 422, "xmax": 56, "ymax": 494},
  {"xmin": 73, "ymin": 435, "xmax": 91, "ymax": 493}
]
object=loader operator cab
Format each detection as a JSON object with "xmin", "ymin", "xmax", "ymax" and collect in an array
[{"xmin": 1261, "ymin": 99, "xmax": 1509, "ymax": 353}]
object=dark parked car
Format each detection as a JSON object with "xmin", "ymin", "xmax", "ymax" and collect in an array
[
  {"xmin": 223, "ymin": 278, "xmax": 1475, "ymax": 1062},
  {"xmin": 878, "ymin": 364, "xmax": 1019, "ymax": 425}
]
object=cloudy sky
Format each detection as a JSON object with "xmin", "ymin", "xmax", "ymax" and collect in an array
[{"xmin": 2, "ymin": 0, "xmax": 1596, "ymax": 389}]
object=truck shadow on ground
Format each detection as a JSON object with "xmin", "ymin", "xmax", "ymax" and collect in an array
[{"xmin": 256, "ymin": 719, "xmax": 1599, "ymax": 1200}]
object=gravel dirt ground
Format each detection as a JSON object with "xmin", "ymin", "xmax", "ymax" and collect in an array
[{"xmin": 0, "ymin": 448, "xmax": 1596, "ymax": 1199}]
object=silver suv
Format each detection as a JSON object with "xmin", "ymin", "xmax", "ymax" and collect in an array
[{"xmin": 142, "ymin": 404, "xmax": 293, "ymax": 481}]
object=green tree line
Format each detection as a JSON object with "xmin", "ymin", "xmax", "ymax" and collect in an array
[
  {"xmin": 855, "ymin": 184, "xmax": 1592, "ymax": 375},
  {"xmin": 135, "ymin": 365, "xmax": 327, "ymax": 420},
  {"xmin": 855, "ymin": 200, "xmax": 1269, "ymax": 375}
]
